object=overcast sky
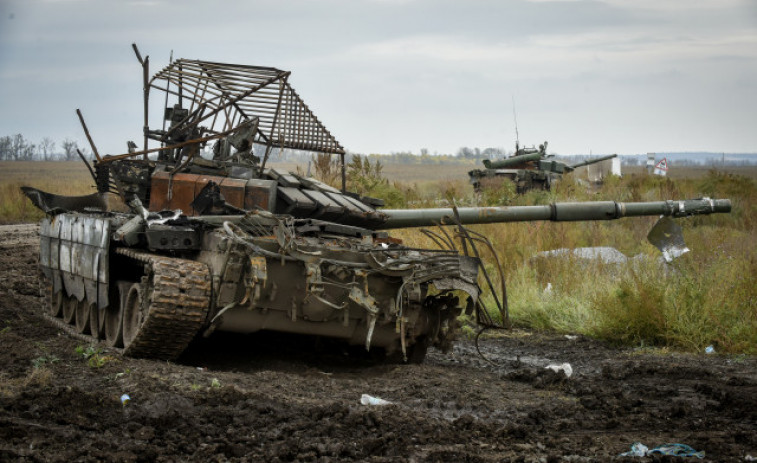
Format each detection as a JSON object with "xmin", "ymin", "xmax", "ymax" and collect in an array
[{"xmin": 1, "ymin": 0, "xmax": 756, "ymax": 157}]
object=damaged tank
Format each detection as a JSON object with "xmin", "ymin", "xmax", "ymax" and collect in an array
[
  {"xmin": 23, "ymin": 47, "xmax": 732, "ymax": 363},
  {"xmin": 468, "ymin": 141, "xmax": 617, "ymax": 193}
]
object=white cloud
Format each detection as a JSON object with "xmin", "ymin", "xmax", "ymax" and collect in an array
[
  {"xmin": 346, "ymin": 26, "xmax": 757, "ymax": 80},
  {"xmin": 598, "ymin": 0, "xmax": 752, "ymax": 11}
]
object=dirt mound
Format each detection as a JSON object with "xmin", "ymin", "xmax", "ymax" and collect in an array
[{"xmin": 0, "ymin": 224, "xmax": 755, "ymax": 462}]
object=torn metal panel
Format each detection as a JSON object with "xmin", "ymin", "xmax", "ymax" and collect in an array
[
  {"xmin": 20, "ymin": 187, "xmax": 106, "ymax": 214},
  {"xmin": 647, "ymin": 216, "xmax": 690, "ymax": 262}
]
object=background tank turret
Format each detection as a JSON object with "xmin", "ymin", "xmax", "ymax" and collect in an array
[
  {"xmin": 23, "ymin": 47, "xmax": 732, "ymax": 364},
  {"xmin": 482, "ymin": 141, "xmax": 549, "ymax": 169},
  {"xmin": 470, "ymin": 140, "xmax": 618, "ymax": 193}
]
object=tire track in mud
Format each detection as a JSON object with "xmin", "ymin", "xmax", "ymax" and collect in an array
[
  {"xmin": 2, "ymin": 223, "xmax": 756, "ymax": 462},
  {"xmin": 0, "ymin": 223, "xmax": 39, "ymax": 249}
]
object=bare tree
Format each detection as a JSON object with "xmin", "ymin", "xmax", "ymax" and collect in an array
[
  {"xmin": 0, "ymin": 136, "xmax": 10, "ymax": 161},
  {"xmin": 10, "ymin": 134, "xmax": 27, "ymax": 161},
  {"xmin": 22, "ymin": 142, "xmax": 36, "ymax": 161},
  {"xmin": 39, "ymin": 137, "xmax": 56, "ymax": 161},
  {"xmin": 62, "ymin": 138, "xmax": 78, "ymax": 161}
]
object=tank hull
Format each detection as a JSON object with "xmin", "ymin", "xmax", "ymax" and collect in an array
[
  {"xmin": 38, "ymin": 211, "xmax": 479, "ymax": 362},
  {"xmin": 468, "ymin": 168, "xmax": 556, "ymax": 194}
]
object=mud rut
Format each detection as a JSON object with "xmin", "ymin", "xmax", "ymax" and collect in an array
[{"xmin": 0, "ymin": 224, "xmax": 754, "ymax": 462}]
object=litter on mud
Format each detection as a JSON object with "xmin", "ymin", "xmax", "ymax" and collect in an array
[
  {"xmin": 620, "ymin": 442, "xmax": 705, "ymax": 459},
  {"xmin": 360, "ymin": 394, "xmax": 392, "ymax": 406},
  {"xmin": 545, "ymin": 362, "xmax": 573, "ymax": 378}
]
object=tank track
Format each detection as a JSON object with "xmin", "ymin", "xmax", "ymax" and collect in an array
[
  {"xmin": 116, "ymin": 248, "xmax": 212, "ymax": 360},
  {"xmin": 40, "ymin": 249, "xmax": 211, "ymax": 361}
]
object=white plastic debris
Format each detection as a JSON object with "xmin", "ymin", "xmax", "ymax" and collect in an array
[
  {"xmin": 661, "ymin": 246, "xmax": 690, "ymax": 263},
  {"xmin": 705, "ymin": 345, "xmax": 715, "ymax": 354},
  {"xmin": 535, "ymin": 247, "xmax": 628, "ymax": 264},
  {"xmin": 620, "ymin": 442, "xmax": 649, "ymax": 457},
  {"xmin": 360, "ymin": 394, "xmax": 392, "ymax": 406},
  {"xmin": 565, "ymin": 335, "xmax": 578, "ymax": 341},
  {"xmin": 544, "ymin": 282, "xmax": 552, "ymax": 294},
  {"xmin": 120, "ymin": 394, "xmax": 130, "ymax": 406},
  {"xmin": 545, "ymin": 363, "xmax": 573, "ymax": 378}
]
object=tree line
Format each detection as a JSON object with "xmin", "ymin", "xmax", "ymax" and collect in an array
[
  {"xmin": 6, "ymin": 133, "xmax": 751, "ymax": 166},
  {"xmin": 0, "ymin": 134, "xmax": 88, "ymax": 161},
  {"xmin": 0, "ymin": 133, "xmax": 507, "ymax": 164}
]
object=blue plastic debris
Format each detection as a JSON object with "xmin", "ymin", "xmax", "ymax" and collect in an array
[{"xmin": 648, "ymin": 443, "xmax": 705, "ymax": 458}]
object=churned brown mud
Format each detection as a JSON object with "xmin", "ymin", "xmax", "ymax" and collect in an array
[{"xmin": 0, "ymin": 224, "xmax": 755, "ymax": 462}]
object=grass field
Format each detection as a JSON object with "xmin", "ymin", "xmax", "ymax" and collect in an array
[
  {"xmin": 0, "ymin": 161, "xmax": 96, "ymax": 224},
  {"xmin": 2, "ymin": 160, "xmax": 755, "ymax": 353}
]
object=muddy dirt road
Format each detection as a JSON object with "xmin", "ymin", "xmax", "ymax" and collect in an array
[{"xmin": 0, "ymin": 224, "xmax": 755, "ymax": 462}]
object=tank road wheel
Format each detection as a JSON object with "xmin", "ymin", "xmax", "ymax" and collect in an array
[
  {"xmin": 104, "ymin": 306, "xmax": 123, "ymax": 347},
  {"xmin": 74, "ymin": 299, "xmax": 90, "ymax": 334},
  {"xmin": 99, "ymin": 283, "xmax": 122, "ymax": 342},
  {"xmin": 104, "ymin": 285, "xmax": 127, "ymax": 348},
  {"xmin": 88, "ymin": 304, "xmax": 101, "ymax": 338},
  {"xmin": 122, "ymin": 283, "xmax": 144, "ymax": 349},
  {"xmin": 97, "ymin": 307, "xmax": 107, "ymax": 340},
  {"xmin": 49, "ymin": 288, "xmax": 64, "ymax": 317},
  {"xmin": 62, "ymin": 296, "xmax": 77, "ymax": 324}
]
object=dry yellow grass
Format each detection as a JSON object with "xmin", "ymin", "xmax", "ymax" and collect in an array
[
  {"xmin": 0, "ymin": 161, "xmax": 96, "ymax": 223},
  {"xmin": 2, "ymin": 160, "xmax": 754, "ymax": 353},
  {"xmin": 0, "ymin": 161, "xmax": 96, "ymax": 192}
]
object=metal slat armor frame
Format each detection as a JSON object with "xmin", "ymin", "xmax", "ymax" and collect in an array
[{"xmin": 149, "ymin": 59, "xmax": 345, "ymax": 167}]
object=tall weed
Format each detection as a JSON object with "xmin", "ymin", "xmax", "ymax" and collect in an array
[{"xmin": 443, "ymin": 169, "xmax": 756, "ymax": 353}]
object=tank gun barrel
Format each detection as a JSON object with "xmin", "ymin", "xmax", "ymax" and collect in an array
[
  {"xmin": 569, "ymin": 154, "xmax": 618, "ymax": 169},
  {"xmin": 376, "ymin": 198, "xmax": 731, "ymax": 229}
]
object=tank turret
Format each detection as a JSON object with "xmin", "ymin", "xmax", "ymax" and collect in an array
[
  {"xmin": 482, "ymin": 141, "xmax": 548, "ymax": 169},
  {"xmin": 22, "ymin": 47, "xmax": 733, "ymax": 364}
]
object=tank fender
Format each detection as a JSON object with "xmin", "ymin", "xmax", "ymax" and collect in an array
[{"xmin": 40, "ymin": 214, "xmax": 111, "ymax": 309}]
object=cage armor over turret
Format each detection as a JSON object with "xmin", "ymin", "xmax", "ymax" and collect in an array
[
  {"xmin": 469, "ymin": 140, "xmax": 618, "ymax": 193},
  {"xmin": 23, "ymin": 46, "xmax": 732, "ymax": 363}
]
